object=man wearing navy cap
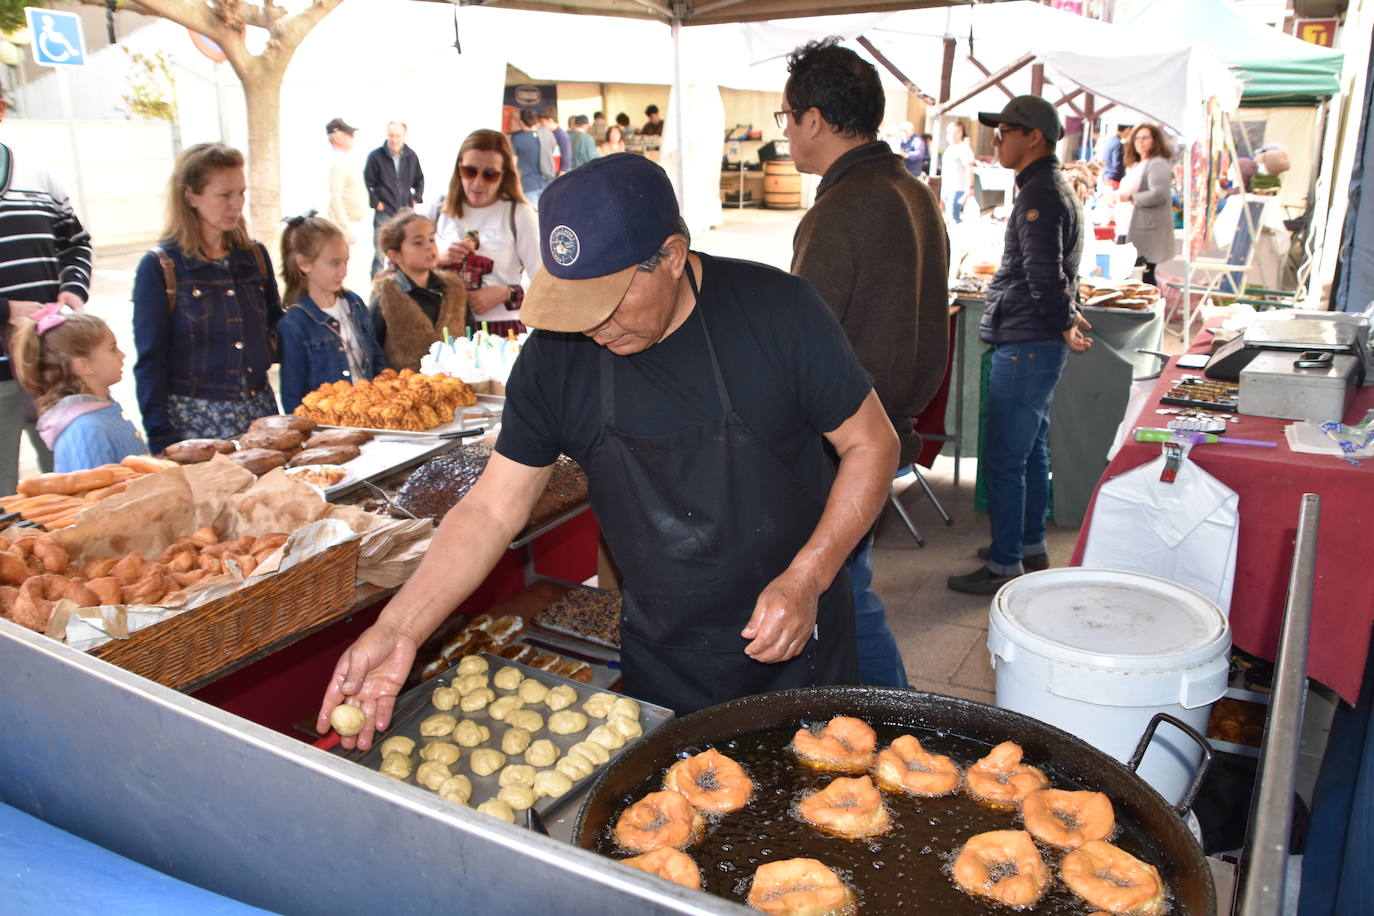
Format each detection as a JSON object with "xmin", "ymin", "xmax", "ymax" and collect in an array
[
  {"xmin": 319, "ymin": 154, "xmax": 898, "ymax": 738},
  {"xmin": 948, "ymin": 95, "xmax": 1092, "ymax": 595}
]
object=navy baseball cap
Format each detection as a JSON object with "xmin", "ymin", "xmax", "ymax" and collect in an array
[
  {"xmin": 522, "ymin": 153, "xmax": 681, "ymax": 333},
  {"xmin": 978, "ymin": 95, "xmax": 1063, "ymax": 142}
]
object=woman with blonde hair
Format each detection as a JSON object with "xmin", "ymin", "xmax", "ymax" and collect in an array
[
  {"xmin": 1118, "ymin": 122, "xmax": 1175, "ymax": 286},
  {"xmin": 131, "ymin": 143, "xmax": 281, "ymax": 451},
  {"xmin": 427, "ymin": 129, "xmax": 540, "ymax": 336}
]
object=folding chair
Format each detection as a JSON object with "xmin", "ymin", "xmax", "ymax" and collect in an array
[
  {"xmin": 888, "ymin": 464, "xmax": 953, "ymax": 548},
  {"xmin": 1165, "ymin": 196, "xmax": 1268, "ymax": 335}
]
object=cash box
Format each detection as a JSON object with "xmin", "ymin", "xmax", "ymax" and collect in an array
[{"xmin": 1239, "ymin": 350, "xmax": 1359, "ymax": 422}]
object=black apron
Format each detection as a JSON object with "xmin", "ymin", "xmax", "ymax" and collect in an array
[{"xmin": 585, "ymin": 263, "xmax": 858, "ymax": 715}]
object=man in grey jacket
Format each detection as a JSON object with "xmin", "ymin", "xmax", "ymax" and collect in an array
[{"xmin": 948, "ymin": 95, "xmax": 1091, "ymax": 596}]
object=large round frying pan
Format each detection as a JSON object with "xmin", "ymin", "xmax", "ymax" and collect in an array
[{"xmin": 575, "ymin": 687, "xmax": 1215, "ymax": 914}]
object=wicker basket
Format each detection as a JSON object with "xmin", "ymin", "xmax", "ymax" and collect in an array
[{"xmin": 90, "ymin": 538, "xmax": 361, "ymax": 691}]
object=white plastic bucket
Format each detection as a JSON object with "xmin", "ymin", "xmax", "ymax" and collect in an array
[{"xmin": 987, "ymin": 568, "xmax": 1231, "ymax": 806}]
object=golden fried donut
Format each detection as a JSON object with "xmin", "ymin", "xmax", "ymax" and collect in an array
[
  {"xmin": 790, "ymin": 716, "xmax": 877, "ymax": 773},
  {"xmin": 1021, "ymin": 789, "xmax": 1115, "ymax": 849},
  {"xmin": 10, "ymin": 575, "xmax": 68, "ymax": 631},
  {"xmin": 86, "ymin": 577, "xmax": 123, "ymax": 606},
  {"xmin": 746, "ymin": 857, "xmax": 854, "ymax": 916},
  {"xmin": 0, "ymin": 584, "xmax": 18, "ymax": 620},
  {"xmin": 664, "ymin": 748, "xmax": 754, "ymax": 814},
  {"xmin": 0, "ymin": 551, "xmax": 28, "ymax": 586},
  {"xmin": 874, "ymin": 735, "xmax": 961, "ymax": 797},
  {"xmin": 1061, "ymin": 840, "xmax": 1168, "ymax": 914},
  {"xmin": 614, "ymin": 790, "xmax": 705, "ymax": 853},
  {"xmin": 965, "ymin": 741, "xmax": 1049, "ymax": 808},
  {"xmin": 29, "ymin": 537, "xmax": 68, "ymax": 573},
  {"xmin": 797, "ymin": 775, "xmax": 890, "ymax": 838},
  {"xmin": 121, "ymin": 570, "xmax": 175, "ymax": 606},
  {"xmin": 110, "ymin": 553, "xmax": 147, "ymax": 586},
  {"xmin": 620, "ymin": 848, "xmax": 702, "ymax": 891},
  {"xmin": 952, "ymin": 829, "xmax": 1050, "ymax": 908},
  {"xmin": 81, "ymin": 556, "xmax": 118, "ymax": 580}
]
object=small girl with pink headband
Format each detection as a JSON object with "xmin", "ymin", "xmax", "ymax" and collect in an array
[{"xmin": 11, "ymin": 304, "xmax": 148, "ymax": 472}]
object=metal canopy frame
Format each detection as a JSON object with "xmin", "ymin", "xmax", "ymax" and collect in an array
[{"xmin": 431, "ymin": 0, "xmax": 1014, "ymax": 28}]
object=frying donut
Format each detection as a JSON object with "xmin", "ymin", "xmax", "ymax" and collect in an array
[
  {"xmin": 796, "ymin": 775, "xmax": 891, "ymax": 838},
  {"xmin": 1060, "ymin": 840, "xmax": 1167, "ymax": 914},
  {"xmin": 952, "ymin": 829, "xmax": 1051, "ymax": 908},
  {"xmin": 620, "ymin": 848, "xmax": 702, "ymax": 891},
  {"xmin": 746, "ymin": 858, "xmax": 854, "ymax": 916},
  {"xmin": 790, "ymin": 716, "xmax": 877, "ymax": 773},
  {"xmin": 874, "ymin": 735, "xmax": 961, "ymax": 797},
  {"xmin": 1021, "ymin": 789, "xmax": 1115, "ymax": 849},
  {"xmin": 965, "ymin": 741, "xmax": 1049, "ymax": 808},
  {"xmin": 614, "ymin": 790, "xmax": 704, "ymax": 853},
  {"xmin": 664, "ymin": 748, "xmax": 754, "ymax": 814}
]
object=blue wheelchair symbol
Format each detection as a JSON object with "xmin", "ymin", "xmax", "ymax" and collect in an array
[{"xmin": 27, "ymin": 8, "xmax": 86, "ymax": 67}]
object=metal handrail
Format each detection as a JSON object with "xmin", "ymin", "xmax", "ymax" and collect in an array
[{"xmin": 1235, "ymin": 493, "xmax": 1320, "ymax": 915}]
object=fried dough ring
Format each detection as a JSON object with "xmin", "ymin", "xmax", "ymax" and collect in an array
[
  {"xmin": 619, "ymin": 848, "xmax": 703, "ymax": 890},
  {"xmin": 797, "ymin": 775, "xmax": 891, "ymax": 838},
  {"xmin": 874, "ymin": 735, "xmax": 961, "ymax": 797},
  {"xmin": 1021, "ymin": 788, "xmax": 1115, "ymax": 849},
  {"xmin": 747, "ymin": 857, "xmax": 854, "ymax": 916},
  {"xmin": 965, "ymin": 741, "xmax": 1049, "ymax": 808},
  {"xmin": 614, "ymin": 790, "xmax": 704, "ymax": 853},
  {"xmin": 790, "ymin": 716, "xmax": 877, "ymax": 773},
  {"xmin": 0, "ymin": 550, "xmax": 27, "ymax": 585},
  {"xmin": 1061, "ymin": 841, "xmax": 1168, "ymax": 914},
  {"xmin": 87, "ymin": 577, "xmax": 124, "ymax": 606},
  {"xmin": 952, "ymin": 829, "xmax": 1051, "ymax": 908},
  {"xmin": 664, "ymin": 748, "xmax": 754, "ymax": 814}
]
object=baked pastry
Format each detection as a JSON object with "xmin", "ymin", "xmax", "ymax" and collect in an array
[
  {"xmin": 393, "ymin": 444, "xmax": 588, "ymax": 528},
  {"xmin": 227, "ymin": 448, "xmax": 288, "ymax": 476},
  {"xmin": 164, "ymin": 438, "xmax": 235, "ymax": 464},
  {"xmin": 293, "ymin": 369, "xmax": 476, "ymax": 431},
  {"xmin": 304, "ymin": 428, "xmax": 373, "ymax": 449},
  {"xmin": 288, "ymin": 444, "xmax": 362, "ymax": 468},
  {"xmin": 249, "ymin": 414, "xmax": 318, "ymax": 434},
  {"xmin": 535, "ymin": 588, "xmax": 622, "ymax": 647},
  {"xmin": 238, "ymin": 427, "xmax": 305, "ymax": 451}
]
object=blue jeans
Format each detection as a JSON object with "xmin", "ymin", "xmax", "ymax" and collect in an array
[
  {"xmin": 848, "ymin": 531, "xmax": 909, "ymax": 688},
  {"xmin": 948, "ymin": 190, "xmax": 966, "ymax": 224},
  {"xmin": 984, "ymin": 340, "xmax": 1068, "ymax": 574}
]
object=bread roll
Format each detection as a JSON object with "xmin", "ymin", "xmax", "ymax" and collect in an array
[
  {"xmin": 304, "ymin": 428, "xmax": 373, "ymax": 449},
  {"xmin": 228, "ymin": 448, "xmax": 288, "ymax": 476},
  {"xmin": 288, "ymin": 445, "xmax": 361, "ymax": 468},
  {"xmin": 248, "ymin": 414, "xmax": 317, "ymax": 434},
  {"xmin": 238, "ymin": 427, "xmax": 306, "ymax": 451},
  {"xmin": 164, "ymin": 439, "xmax": 235, "ymax": 464}
]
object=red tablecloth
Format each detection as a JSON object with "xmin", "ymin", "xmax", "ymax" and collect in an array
[{"xmin": 1071, "ymin": 323, "xmax": 1374, "ymax": 704}]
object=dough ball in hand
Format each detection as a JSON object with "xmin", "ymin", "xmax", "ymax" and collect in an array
[{"xmin": 330, "ymin": 704, "xmax": 366, "ymax": 736}]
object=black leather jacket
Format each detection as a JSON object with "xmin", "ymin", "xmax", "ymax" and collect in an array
[{"xmin": 980, "ymin": 155, "xmax": 1083, "ymax": 345}]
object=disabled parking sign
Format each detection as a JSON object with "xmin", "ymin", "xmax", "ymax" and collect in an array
[{"xmin": 26, "ymin": 7, "xmax": 86, "ymax": 67}]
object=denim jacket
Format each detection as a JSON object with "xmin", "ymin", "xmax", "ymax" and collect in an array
[
  {"xmin": 277, "ymin": 290, "xmax": 388, "ymax": 413},
  {"xmin": 132, "ymin": 241, "xmax": 282, "ymax": 450}
]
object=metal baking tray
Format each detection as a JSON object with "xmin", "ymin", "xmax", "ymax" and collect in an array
[{"xmin": 346, "ymin": 653, "xmax": 671, "ymax": 826}]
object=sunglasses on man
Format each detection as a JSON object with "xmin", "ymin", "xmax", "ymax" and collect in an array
[
  {"xmin": 460, "ymin": 165, "xmax": 503, "ymax": 182},
  {"xmin": 993, "ymin": 125, "xmax": 1027, "ymax": 141}
]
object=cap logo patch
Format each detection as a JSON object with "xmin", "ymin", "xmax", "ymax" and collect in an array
[
  {"xmin": 1026, "ymin": 209, "xmax": 1039, "ymax": 221},
  {"xmin": 549, "ymin": 225, "xmax": 580, "ymax": 266}
]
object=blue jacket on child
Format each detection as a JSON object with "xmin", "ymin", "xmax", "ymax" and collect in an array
[
  {"xmin": 36, "ymin": 395, "xmax": 149, "ymax": 473},
  {"xmin": 277, "ymin": 290, "xmax": 388, "ymax": 413}
]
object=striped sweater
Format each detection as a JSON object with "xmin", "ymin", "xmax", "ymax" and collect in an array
[{"xmin": 0, "ymin": 143, "xmax": 93, "ymax": 380}]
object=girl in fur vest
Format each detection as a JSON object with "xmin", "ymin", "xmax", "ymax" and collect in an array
[{"xmin": 368, "ymin": 211, "xmax": 469, "ymax": 372}]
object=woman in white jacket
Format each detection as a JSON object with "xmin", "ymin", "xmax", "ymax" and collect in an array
[{"xmin": 1118, "ymin": 123, "xmax": 1175, "ymax": 286}]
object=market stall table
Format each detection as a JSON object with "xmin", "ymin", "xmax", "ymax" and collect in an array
[{"xmin": 1071, "ymin": 325, "xmax": 1374, "ymax": 704}]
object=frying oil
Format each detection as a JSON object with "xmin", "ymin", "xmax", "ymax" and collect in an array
[{"xmin": 597, "ymin": 722, "xmax": 1178, "ymax": 914}]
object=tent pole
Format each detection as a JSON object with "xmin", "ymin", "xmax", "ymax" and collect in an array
[
  {"xmin": 1183, "ymin": 132, "xmax": 1193, "ymax": 338},
  {"xmin": 671, "ymin": 16, "xmax": 686, "ymax": 212}
]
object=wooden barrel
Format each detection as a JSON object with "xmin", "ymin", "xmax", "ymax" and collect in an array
[{"xmin": 763, "ymin": 159, "xmax": 801, "ymax": 210}]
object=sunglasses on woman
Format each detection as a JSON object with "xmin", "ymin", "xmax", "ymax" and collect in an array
[{"xmin": 460, "ymin": 165, "xmax": 503, "ymax": 182}]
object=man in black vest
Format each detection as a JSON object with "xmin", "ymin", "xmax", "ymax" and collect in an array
[{"xmin": 363, "ymin": 122, "xmax": 424, "ymax": 275}]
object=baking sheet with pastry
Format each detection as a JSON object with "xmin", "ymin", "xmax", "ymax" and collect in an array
[
  {"xmin": 322, "ymin": 438, "xmax": 458, "ymax": 500},
  {"xmin": 348, "ymin": 653, "xmax": 671, "ymax": 823}
]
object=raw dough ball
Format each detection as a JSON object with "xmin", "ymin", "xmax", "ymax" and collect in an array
[
  {"xmin": 329, "ymin": 704, "xmax": 365, "ymax": 736},
  {"xmin": 438, "ymin": 774, "xmax": 473, "ymax": 804},
  {"xmin": 456, "ymin": 655, "xmax": 489, "ymax": 676},
  {"xmin": 505, "ymin": 709, "xmax": 545, "ymax": 733},
  {"xmin": 453, "ymin": 720, "xmax": 490, "ymax": 747},
  {"xmin": 498, "ymin": 784, "xmax": 537, "ymax": 811},
  {"xmin": 420, "ymin": 713, "xmax": 458, "ymax": 737},
  {"xmin": 501, "ymin": 727, "xmax": 533, "ymax": 755},
  {"xmin": 525, "ymin": 739, "xmax": 560, "ymax": 767},
  {"xmin": 609, "ymin": 714, "xmax": 643, "ymax": 740},
  {"xmin": 417, "ymin": 760, "xmax": 452, "ymax": 790},
  {"xmin": 555, "ymin": 754, "xmax": 594, "ymax": 781},
  {"xmin": 499, "ymin": 764, "xmax": 536, "ymax": 788},
  {"xmin": 583, "ymin": 692, "xmax": 618, "ymax": 718},
  {"xmin": 379, "ymin": 735, "xmax": 415, "ymax": 758},
  {"xmin": 488, "ymin": 695, "xmax": 526, "ymax": 721},
  {"xmin": 380, "ymin": 752, "xmax": 412, "ymax": 780},
  {"xmin": 469, "ymin": 748, "xmax": 506, "ymax": 777},
  {"xmin": 431, "ymin": 686, "xmax": 460, "ymax": 711},
  {"xmin": 420, "ymin": 741, "xmax": 461, "ymax": 765},
  {"xmin": 548, "ymin": 710, "xmax": 589, "ymax": 735},
  {"xmin": 517, "ymin": 679, "xmax": 550, "ymax": 704},
  {"xmin": 569, "ymin": 740, "xmax": 610, "ymax": 766},
  {"xmin": 534, "ymin": 769, "xmax": 574, "ymax": 799},
  {"xmin": 545, "ymin": 685, "xmax": 578, "ymax": 711},
  {"xmin": 477, "ymin": 798, "xmax": 516, "ymax": 823},
  {"xmin": 587, "ymin": 724, "xmax": 626, "ymax": 749},
  {"xmin": 493, "ymin": 666, "xmax": 523, "ymax": 690},
  {"xmin": 456, "ymin": 674, "xmax": 489, "ymax": 696},
  {"xmin": 460, "ymin": 688, "xmax": 496, "ymax": 712},
  {"xmin": 610, "ymin": 697, "xmax": 641, "ymax": 720}
]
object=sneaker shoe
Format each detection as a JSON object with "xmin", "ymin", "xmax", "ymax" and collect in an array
[
  {"xmin": 977, "ymin": 545, "xmax": 1050, "ymax": 572},
  {"xmin": 947, "ymin": 565, "xmax": 1020, "ymax": 595}
]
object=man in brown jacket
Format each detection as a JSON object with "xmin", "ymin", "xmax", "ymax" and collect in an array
[{"xmin": 784, "ymin": 37, "xmax": 950, "ymax": 688}]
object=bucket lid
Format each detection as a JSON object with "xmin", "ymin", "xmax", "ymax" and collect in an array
[{"xmin": 991, "ymin": 568, "xmax": 1230, "ymax": 672}]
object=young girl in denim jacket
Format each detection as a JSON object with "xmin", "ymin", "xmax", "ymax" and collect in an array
[
  {"xmin": 12, "ymin": 306, "xmax": 148, "ymax": 472},
  {"xmin": 276, "ymin": 214, "xmax": 387, "ymax": 413}
]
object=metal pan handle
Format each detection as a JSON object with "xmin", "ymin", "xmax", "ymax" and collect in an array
[{"xmin": 1126, "ymin": 712, "xmax": 1214, "ymax": 818}]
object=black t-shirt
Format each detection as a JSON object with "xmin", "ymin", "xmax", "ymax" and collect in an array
[{"xmin": 495, "ymin": 253, "xmax": 872, "ymax": 502}]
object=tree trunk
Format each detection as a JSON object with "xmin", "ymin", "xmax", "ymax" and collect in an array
[{"xmin": 240, "ymin": 61, "xmax": 286, "ymax": 243}]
